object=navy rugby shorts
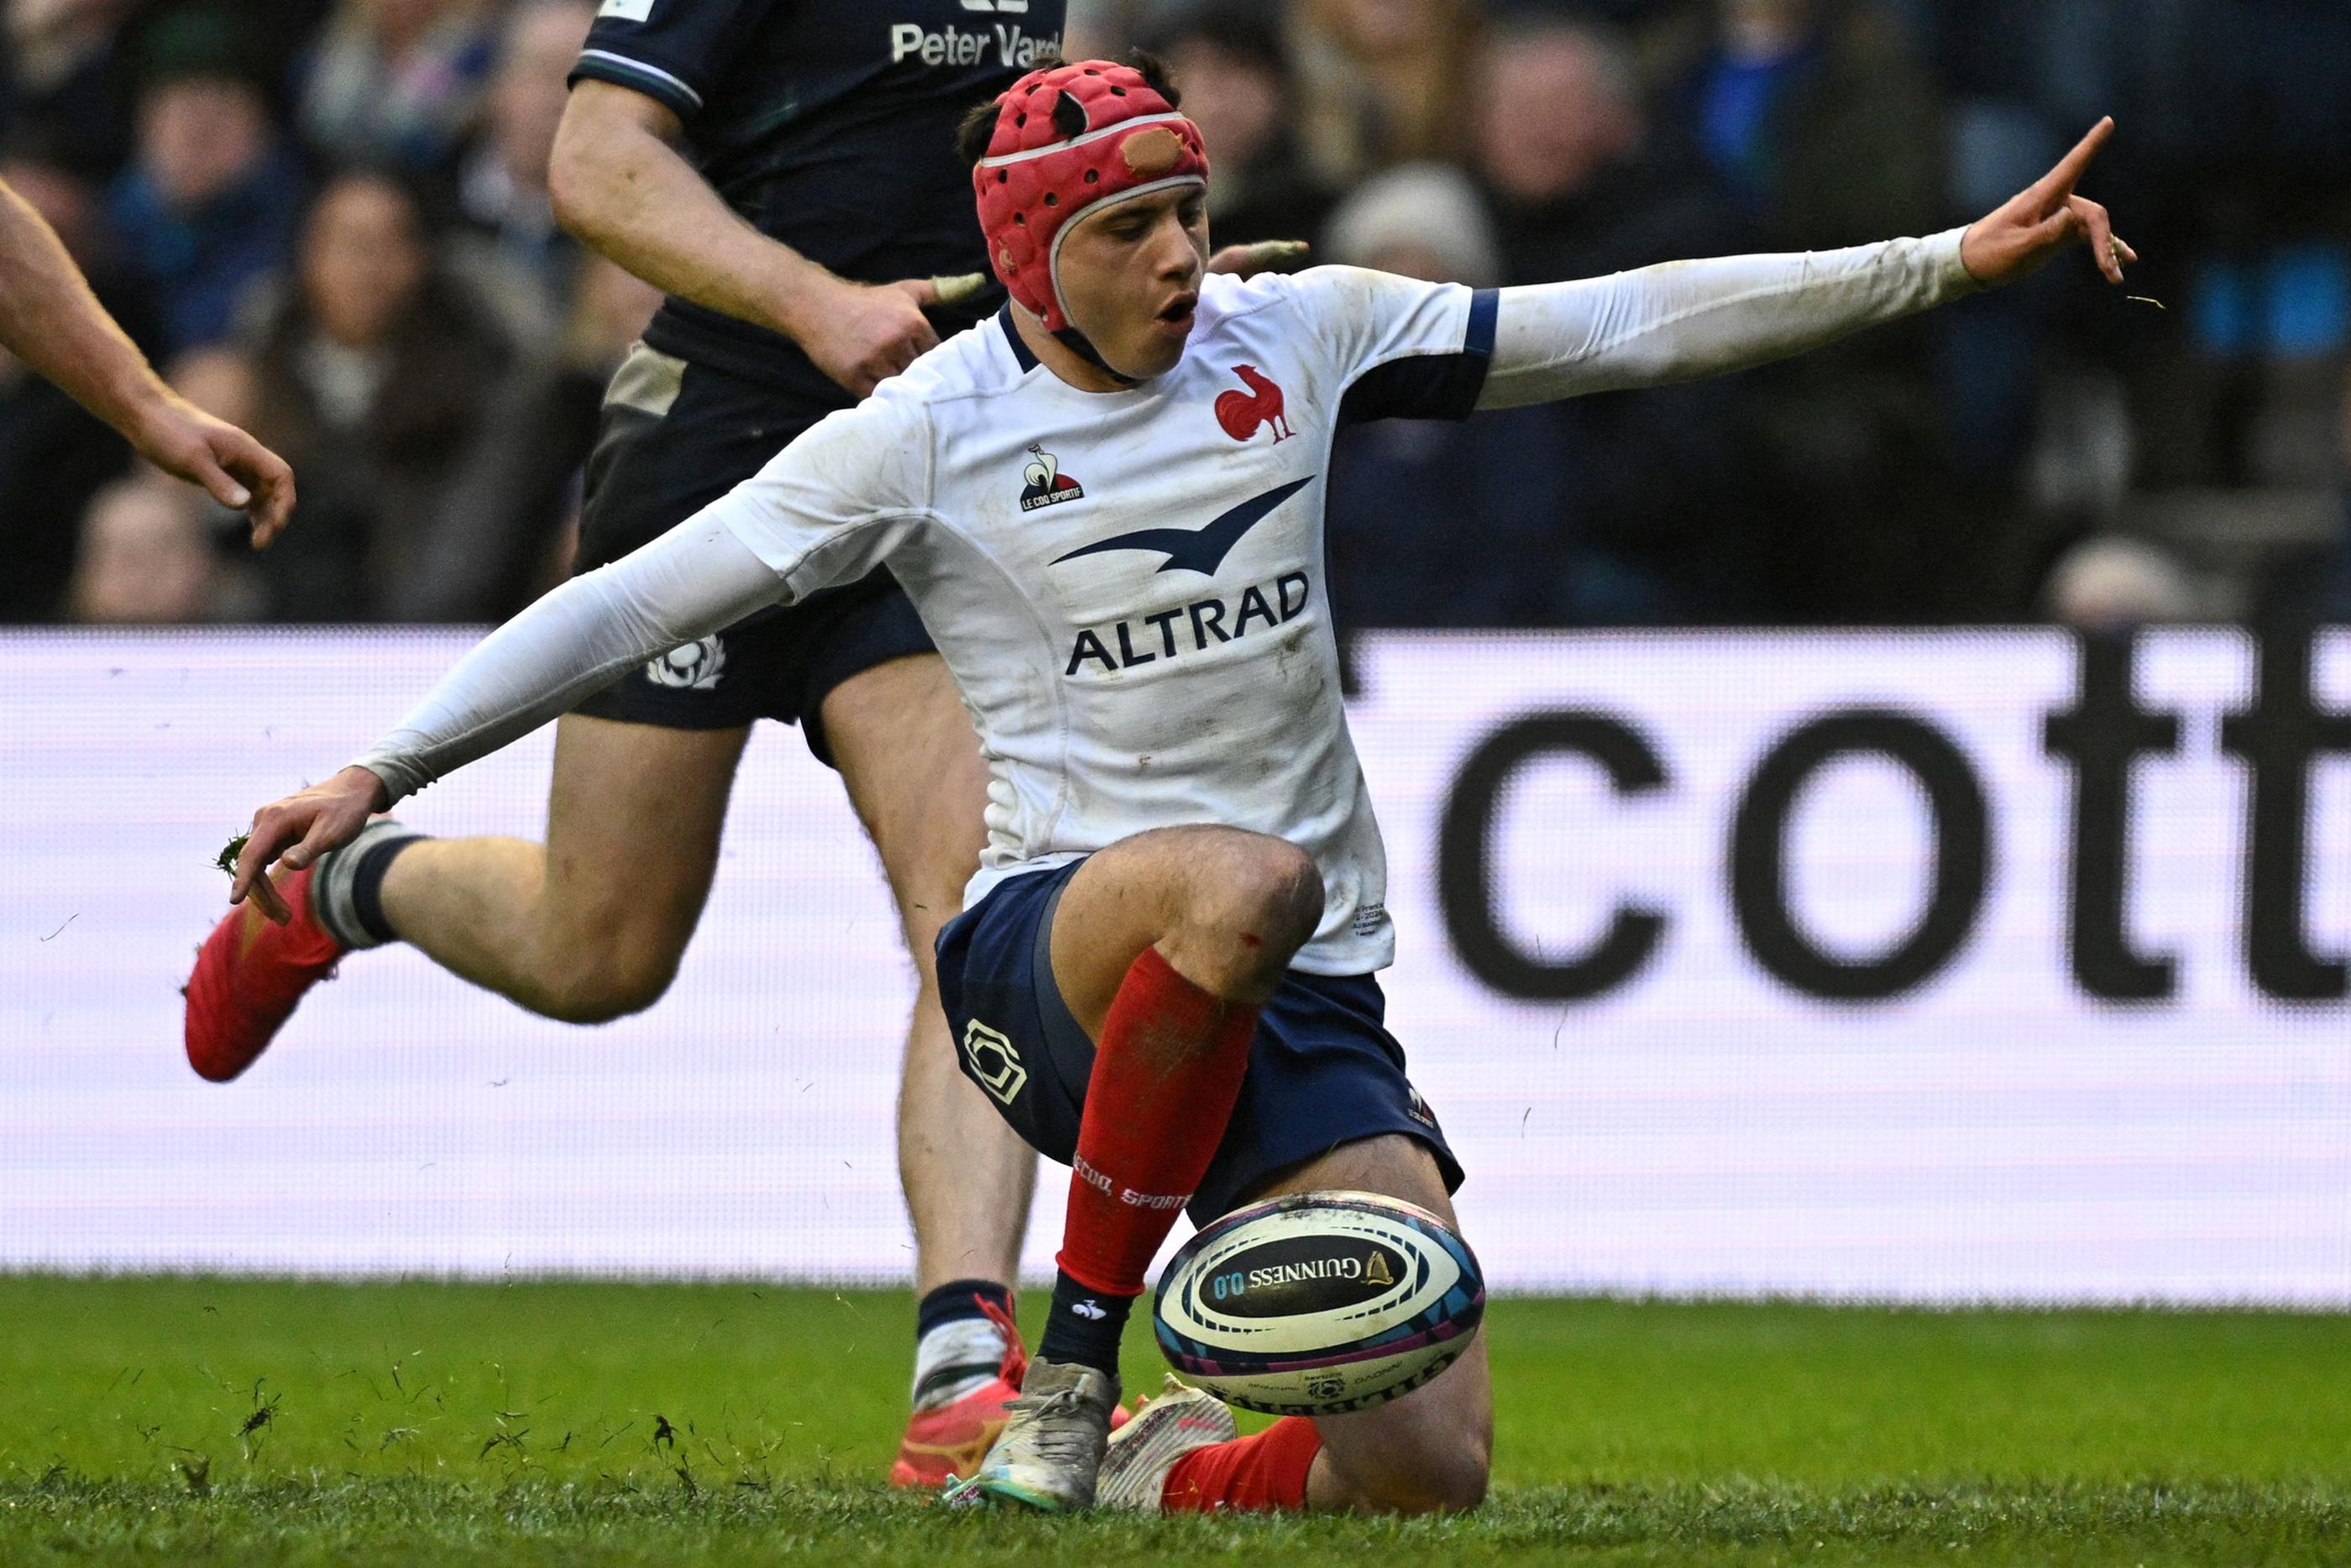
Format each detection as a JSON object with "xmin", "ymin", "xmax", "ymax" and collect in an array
[
  {"xmin": 568, "ymin": 345, "xmax": 935, "ymax": 766},
  {"xmin": 935, "ymin": 859, "xmax": 1465, "ymax": 1222}
]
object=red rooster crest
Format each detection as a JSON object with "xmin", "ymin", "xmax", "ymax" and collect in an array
[{"xmin": 1215, "ymin": 364, "xmax": 1295, "ymax": 443}]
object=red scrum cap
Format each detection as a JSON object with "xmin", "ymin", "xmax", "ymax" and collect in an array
[{"xmin": 972, "ymin": 60, "xmax": 1210, "ymax": 334}]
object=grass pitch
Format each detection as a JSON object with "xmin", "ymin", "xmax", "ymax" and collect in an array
[{"xmin": 3, "ymin": 1275, "xmax": 2348, "ymax": 1564}]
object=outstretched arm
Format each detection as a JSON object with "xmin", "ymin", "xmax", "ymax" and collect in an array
[
  {"xmin": 228, "ymin": 516, "xmax": 781, "ymax": 919},
  {"xmin": 229, "ymin": 387, "xmax": 931, "ymax": 921},
  {"xmin": 1479, "ymin": 119, "xmax": 2133, "ymax": 410},
  {"xmin": 0, "ymin": 178, "xmax": 296, "ymax": 542}
]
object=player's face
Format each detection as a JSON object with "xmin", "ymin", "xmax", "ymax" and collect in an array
[{"xmin": 1056, "ymin": 186, "xmax": 1210, "ymax": 380}]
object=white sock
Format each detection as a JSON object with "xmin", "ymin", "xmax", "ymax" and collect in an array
[
  {"xmin": 309, "ymin": 818, "xmax": 424, "ymax": 949},
  {"xmin": 912, "ymin": 1315, "xmax": 1010, "ymax": 1412}
]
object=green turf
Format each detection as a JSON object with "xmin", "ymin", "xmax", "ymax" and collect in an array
[{"xmin": 3, "ymin": 1275, "xmax": 2348, "ymax": 1564}]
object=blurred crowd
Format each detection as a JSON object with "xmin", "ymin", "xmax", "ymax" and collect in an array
[{"xmin": 5, "ymin": 0, "xmax": 2351, "ymax": 630}]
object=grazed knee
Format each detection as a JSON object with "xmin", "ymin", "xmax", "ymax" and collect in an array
[{"xmin": 1170, "ymin": 833, "xmax": 1323, "ymax": 990}]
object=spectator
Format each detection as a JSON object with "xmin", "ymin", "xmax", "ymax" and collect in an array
[
  {"xmin": 387, "ymin": 253, "xmax": 660, "ymax": 620},
  {"xmin": 235, "ymin": 168, "xmax": 513, "ymax": 619},
  {"xmin": 300, "ymin": 0, "xmax": 499, "ymax": 172},
  {"xmin": 3, "ymin": 0, "xmax": 137, "ymax": 180},
  {"xmin": 105, "ymin": 8, "xmax": 305, "ymax": 356},
  {"xmin": 2298, "ymin": 363, "xmax": 2351, "ymax": 625},
  {"xmin": 0, "ymin": 0, "xmax": 2344, "ymax": 632},
  {"xmin": 1147, "ymin": 0, "xmax": 1334, "ymax": 251},
  {"xmin": 1685, "ymin": 0, "xmax": 1944, "ymax": 248},
  {"xmin": 1470, "ymin": 15, "xmax": 1745, "ymax": 287},
  {"xmin": 2041, "ymin": 535, "xmax": 2213, "ymax": 630},
  {"xmin": 1461, "ymin": 17, "xmax": 1770, "ymax": 622},
  {"xmin": 1291, "ymin": 0, "xmax": 1482, "ymax": 184},
  {"xmin": 67, "ymin": 476, "xmax": 219, "ymax": 622},
  {"xmin": 1324, "ymin": 161, "xmax": 1496, "ymax": 290},
  {"xmin": 1321, "ymin": 163, "xmax": 1588, "ymax": 630},
  {"xmin": 1673, "ymin": 0, "xmax": 1979, "ymax": 619},
  {"xmin": 160, "ymin": 342, "xmax": 278, "ymax": 619},
  {"xmin": 448, "ymin": 0, "xmax": 592, "ymax": 347},
  {"xmin": 165, "ymin": 341, "xmax": 259, "ymax": 432}
]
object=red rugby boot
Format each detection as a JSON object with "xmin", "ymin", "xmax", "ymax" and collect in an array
[
  {"xmin": 893, "ymin": 1297, "xmax": 1130, "ymax": 1487},
  {"xmin": 183, "ymin": 865, "xmax": 344, "ymax": 1082},
  {"xmin": 890, "ymin": 1296, "xmax": 1029, "ymax": 1488}
]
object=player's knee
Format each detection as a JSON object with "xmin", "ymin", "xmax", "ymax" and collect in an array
[
  {"xmin": 1406, "ymin": 1447, "xmax": 1490, "ymax": 1513},
  {"xmin": 1432, "ymin": 1429, "xmax": 1494, "ymax": 1511},
  {"xmin": 1350, "ymin": 1431, "xmax": 1490, "ymax": 1514},
  {"xmin": 1188, "ymin": 835, "xmax": 1322, "ymax": 956},
  {"xmin": 534, "ymin": 943, "xmax": 679, "ymax": 1024}
]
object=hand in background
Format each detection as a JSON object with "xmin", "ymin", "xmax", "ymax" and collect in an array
[
  {"xmin": 1208, "ymin": 239, "xmax": 1310, "ymax": 278},
  {"xmin": 128, "ymin": 392, "xmax": 297, "ymax": 547}
]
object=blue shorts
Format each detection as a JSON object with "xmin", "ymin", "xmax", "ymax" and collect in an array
[
  {"xmin": 568, "ymin": 348, "xmax": 934, "ymax": 767},
  {"xmin": 935, "ymin": 860, "xmax": 1463, "ymax": 1224}
]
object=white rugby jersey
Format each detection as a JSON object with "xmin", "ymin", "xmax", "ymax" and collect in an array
[
  {"xmin": 353, "ymin": 231, "xmax": 1979, "ymax": 978},
  {"xmin": 721, "ymin": 267, "xmax": 1498, "ymax": 975}
]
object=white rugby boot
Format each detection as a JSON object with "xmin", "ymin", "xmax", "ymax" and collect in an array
[
  {"xmin": 945, "ymin": 1356, "xmax": 1120, "ymax": 1511},
  {"xmin": 1095, "ymin": 1376, "xmax": 1238, "ymax": 1511}
]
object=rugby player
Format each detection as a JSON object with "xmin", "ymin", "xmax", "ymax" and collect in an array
[
  {"xmin": 219, "ymin": 57, "xmax": 2134, "ymax": 1512},
  {"xmin": 177, "ymin": 0, "xmax": 1061, "ymax": 1486},
  {"xmin": 178, "ymin": 4, "xmax": 1296, "ymax": 1486},
  {"xmin": 1, "ymin": 175, "xmax": 293, "ymax": 541}
]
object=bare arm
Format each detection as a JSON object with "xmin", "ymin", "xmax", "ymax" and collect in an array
[
  {"xmin": 0, "ymin": 178, "xmax": 295, "ymax": 542},
  {"xmin": 549, "ymin": 80, "xmax": 940, "ymax": 396},
  {"xmin": 1479, "ymin": 119, "xmax": 2134, "ymax": 411}
]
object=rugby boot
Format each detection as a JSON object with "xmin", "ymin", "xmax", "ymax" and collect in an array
[
  {"xmin": 1095, "ymin": 1376, "xmax": 1238, "ymax": 1511},
  {"xmin": 890, "ymin": 1296, "xmax": 1029, "ymax": 1487},
  {"xmin": 942, "ymin": 1356, "xmax": 1119, "ymax": 1511},
  {"xmin": 183, "ymin": 865, "xmax": 343, "ymax": 1082}
]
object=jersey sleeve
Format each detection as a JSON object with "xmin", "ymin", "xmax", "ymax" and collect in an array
[
  {"xmin": 569, "ymin": 0, "xmax": 782, "ymax": 123},
  {"xmin": 1276, "ymin": 265, "xmax": 1500, "ymax": 425},
  {"xmin": 699, "ymin": 386, "xmax": 935, "ymax": 602},
  {"xmin": 1475, "ymin": 230, "xmax": 1977, "ymax": 409},
  {"xmin": 351, "ymin": 515, "xmax": 784, "ymax": 802}
]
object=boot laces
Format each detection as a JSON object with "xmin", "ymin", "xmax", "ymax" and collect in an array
[
  {"xmin": 977, "ymin": 1294, "xmax": 1029, "ymax": 1388},
  {"xmin": 1001, "ymin": 1383, "xmax": 1102, "ymax": 1466}
]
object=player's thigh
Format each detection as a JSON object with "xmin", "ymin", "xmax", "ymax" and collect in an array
[
  {"xmin": 822, "ymin": 653, "xmax": 989, "ymax": 956},
  {"xmin": 1045, "ymin": 825, "xmax": 1317, "ymax": 1035},
  {"xmin": 1246, "ymin": 1134, "xmax": 1493, "ymax": 1504},
  {"xmin": 540, "ymin": 712, "xmax": 749, "ymax": 962}
]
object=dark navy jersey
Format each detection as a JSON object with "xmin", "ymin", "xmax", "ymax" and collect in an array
[{"xmin": 571, "ymin": 0, "xmax": 1064, "ymax": 404}]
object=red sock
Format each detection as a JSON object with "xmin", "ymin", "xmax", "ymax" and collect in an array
[
  {"xmin": 1162, "ymin": 1417, "xmax": 1322, "ymax": 1512},
  {"xmin": 1055, "ymin": 945, "xmax": 1259, "ymax": 1297}
]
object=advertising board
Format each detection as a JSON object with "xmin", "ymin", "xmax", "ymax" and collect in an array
[{"xmin": 6, "ymin": 628, "xmax": 2346, "ymax": 1302}]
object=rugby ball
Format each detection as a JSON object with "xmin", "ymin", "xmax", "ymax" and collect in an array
[{"xmin": 1152, "ymin": 1189, "xmax": 1484, "ymax": 1416}]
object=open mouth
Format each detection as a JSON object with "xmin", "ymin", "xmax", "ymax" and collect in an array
[{"xmin": 1156, "ymin": 291, "xmax": 1198, "ymax": 326}]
